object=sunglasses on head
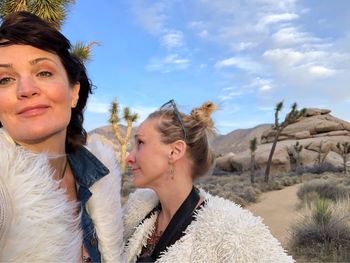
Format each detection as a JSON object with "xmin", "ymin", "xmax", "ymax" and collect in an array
[{"xmin": 160, "ymin": 99, "xmax": 188, "ymax": 142}]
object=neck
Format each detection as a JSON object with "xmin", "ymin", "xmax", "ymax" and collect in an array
[
  {"xmin": 153, "ymin": 176, "xmax": 193, "ymax": 221},
  {"xmin": 14, "ymin": 129, "xmax": 67, "ymax": 155}
]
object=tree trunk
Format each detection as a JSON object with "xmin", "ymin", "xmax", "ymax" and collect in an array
[
  {"xmin": 343, "ymin": 155, "xmax": 347, "ymax": 174},
  {"xmin": 296, "ymin": 152, "xmax": 301, "ymax": 169},
  {"xmin": 250, "ymin": 152, "xmax": 255, "ymax": 184},
  {"xmin": 120, "ymin": 143, "xmax": 127, "ymax": 173},
  {"xmin": 264, "ymin": 129, "xmax": 281, "ymax": 183}
]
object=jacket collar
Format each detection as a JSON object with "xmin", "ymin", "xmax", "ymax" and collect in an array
[{"xmin": 68, "ymin": 145, "xmax": 109, "ymax": 188}]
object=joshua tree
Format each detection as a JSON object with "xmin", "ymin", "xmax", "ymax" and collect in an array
[
  {"xmin": 336, "ymin": 142, "xmax": 349, "ymax": 174},
  {"xmin": 293, "ymin": 141, "xmax": 303, "ymax": 169},
  {"xmin": 0, "ymin": 0, "xmax": 95, "ymax": 61},
  {"xmin": 250, "ymin": 137, "xmax": 257, "ymax": 184},
  {"xmin": 0, "ymin": 0, "xmax": 72, "ymax": 29},
  {"xmin": 109, "ymin": 98, "xmax": 138, "ymax": 172},
  {"xmin": 264, "ymin": 101, "xmax": 306, "ymax": 183},
  {"xmin": 315, "ymin": 140, "xmax": 331, "ymax": 165}
]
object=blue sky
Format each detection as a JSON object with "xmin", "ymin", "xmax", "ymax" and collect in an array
[{"xmin": 62, "ymin": 0, "xmax": 350, "ymax": 134}]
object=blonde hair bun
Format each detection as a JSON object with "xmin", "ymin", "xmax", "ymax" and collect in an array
[{"xmin": 190, "ymin": 101, "xmax": 217, "ymax": 129}]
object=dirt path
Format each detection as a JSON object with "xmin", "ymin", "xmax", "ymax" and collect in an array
[{"xmin": 247, "ymin": 184, "xmax": 301, "ymax": 247}]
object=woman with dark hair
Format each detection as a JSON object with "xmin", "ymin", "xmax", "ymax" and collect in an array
[
  {"xmin": 0, "ymin": 11, "xmax": 123, "ymax": 262},
  {"xmin": 124, "ymin": 100, "xmax": 294, "ymax": 262}
]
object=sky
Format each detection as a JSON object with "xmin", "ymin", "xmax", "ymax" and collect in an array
[{"xmin": 61, "ymin": 0, "xmax": 350, "ymax": 135}]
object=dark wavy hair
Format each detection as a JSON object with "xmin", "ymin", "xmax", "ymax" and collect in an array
[{"xmin": 0, "ymin": 11, "xmax": 93, "ymax": 152}]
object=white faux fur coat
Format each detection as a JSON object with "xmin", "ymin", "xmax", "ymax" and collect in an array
[
  {"xmin": 0, "ymin": 129, "xmax": 123, "ymax": 262},
  {"xmin": 123, "ymin": 188, "xmax": 294, "ymax": 263}
]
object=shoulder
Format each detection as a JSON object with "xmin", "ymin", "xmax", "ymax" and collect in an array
[
  {"xmin": 123, "ymin": 188, "xmax": 158, "ymax": 240},
  {"xmin": 192, "ymin": 190, "xmax": 294, "ymax": 262}
]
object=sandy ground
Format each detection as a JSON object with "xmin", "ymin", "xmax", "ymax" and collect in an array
[{"xmin": 247, "ymin": 184, "xmax": 301, "ymax": 247}]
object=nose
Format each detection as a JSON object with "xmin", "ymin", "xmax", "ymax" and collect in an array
[
  {"xmin": 126, "ymin": 150, "xmax": 136, "ymax": 165},
  {"xmin": 17, "ymin": 76, "xmax": 40, "ymax": 99}
]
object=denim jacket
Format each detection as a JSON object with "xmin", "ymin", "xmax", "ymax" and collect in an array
[{"xmin": 68, "ymin": 145, "xmax": 109, "ymax": 262}]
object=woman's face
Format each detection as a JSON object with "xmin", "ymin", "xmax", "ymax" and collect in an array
[
  {"xmin": 0, "ymin": 44, "xmax": 79, "ymax": 147},
  {"xmin": 126, "ymin": 118, "xmax": 172, "ymax": 188}
]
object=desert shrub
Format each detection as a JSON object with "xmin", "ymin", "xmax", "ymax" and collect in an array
[
  {"xmin": 257, "ymin": 180, "xmax": 284, "ymax": 192},
  {"xmin": 289, "ymin": 198, "xmax": 350, "ymax": 262},
  {"xmin": 297, "ymin": 163, "xmax": 343, "ymax": 175},
  {"xmin": 237, "ymin": 186, "xmax": 258, "ymax": 203},
  {"xmin": 297, "ymin": 179, "xmax": 350, "ymax": 202},
  {"xmin": 313, "ymin": 199, "xmax": 332, "ymax": 226}
]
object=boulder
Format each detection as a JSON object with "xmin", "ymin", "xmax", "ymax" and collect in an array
[
  {"xmin": 214, "ymin": 108, "xmax": 350, "ymax": 176},
  {"xmin": 304, "ymin": 108, "xmax": 331, "ymax": 117},
  {"xmin": 315, "ymin": 121, "xmax": 343, "ymax": 133},
  {"xmin": 216, "ymin": 153, "xmax": 235, "ymax": 172},
  {"xmin": 324, "ymin": 151, "xmax": 343, "ymax": 168},
  {"xmin": 295, "ymin": 130, "xmax": 311, "ymax": 139}
]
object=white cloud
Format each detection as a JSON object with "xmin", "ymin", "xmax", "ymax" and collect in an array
[
  {"xmin": 232, "ymin": 42, "xmax": 257, "ymax": 51},
  {"xmin": 259, "ymin": 13, "xmax": 299, "ymax": 27},
  {"xmin": 218, "ymin": 91, "xmax": 243, "ymax": 101},
  {"xmin": 308, "ymin": 66, "xmax": 336, "ymax": 77},
  {"xmin": 161, "ymin": 31, "xmax": 184, "ymax": 49},
  {"xmin": 87, "ymin": 98, "xmax": 110, "ymax": 114},
  {"xmin": 214, "ymin": 56, "xmax": 262, "ymax": 73},
  {"xmin": 263, "ymin": 48, "xmax": 305, "ymax": 66},
  {"xmin": 198, "ymin": 30, "xmax": 209, "ymax": 38},
  {"xmin": 260, "ymin": 85, "xmax": 272, "ymax": 91},
  {"xmin": 146, "ymin": 54, "xmax": 190, "ymax": 73},
  {"xmin": 272, "ymin": 27, "xmax": 323, "ymax": 46},
  {"xmin": 130, "ymin": 1, "xmax": 167, "ymax": 35}
]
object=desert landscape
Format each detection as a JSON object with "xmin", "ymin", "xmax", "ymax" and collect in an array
[{"xmin": 90, "ymin": 107, "xmax": 350, "ymax": 262}]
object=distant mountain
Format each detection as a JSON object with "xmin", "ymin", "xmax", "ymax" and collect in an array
[
  {"xmin": 212, "ymin": 124, "xmax": 272, "ymax": 156},
  {"xmin": 88, "ymin": 125, "xmax": 137, "ymax": 152},
  {"xmin": 89, "ymin": 123, "xmax": 272, "ymax": 156}
]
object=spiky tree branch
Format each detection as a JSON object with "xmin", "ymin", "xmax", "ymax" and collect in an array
[
  {"xmin": 0, "ymin": 0, "xmax": 74, "ymax": 29},
  {"xmin": 109, "ymin": 98, "xmax": 138, "ymax": 172},
  {"xmin": 264, "ymin": 101, "xmax": 306, "ymax": 183}
]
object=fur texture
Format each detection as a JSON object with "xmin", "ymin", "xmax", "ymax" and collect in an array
[
  {"xmin": 0, "ymin": 129, "xmax": 123, "ymax": 262},
  {"xmin": 123, "ymin": 188, "xmax": 294, "ymax": 263},
  {"xmin": 86, "ymin": 134, "xmax": 124, "ymax": 262}
]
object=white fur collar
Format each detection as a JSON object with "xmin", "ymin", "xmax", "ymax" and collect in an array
[
  {"xmin": 0, "ymin": 130, "xmax": 123, "ymax": 262},
  {"xmin": 123, "ymin": 188, "xmax": 294, "ymax": 263}
]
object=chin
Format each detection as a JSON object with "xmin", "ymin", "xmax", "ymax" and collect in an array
[
  {"xmin": 8, "ymin": 125, "xmax": 66, "ymax": 144},
  {"xmin": 132, "ymin": 175, "xmax": 147, "ymax": 188}
]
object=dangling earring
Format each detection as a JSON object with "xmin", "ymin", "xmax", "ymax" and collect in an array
[{"xmin": 169, "ymin": 164, "xmax": 174, "ymax": 180}]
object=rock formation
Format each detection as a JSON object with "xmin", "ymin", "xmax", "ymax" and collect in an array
[{"xmin": 215, "ymin": 108, "xmax": 350, "ymax": 175}]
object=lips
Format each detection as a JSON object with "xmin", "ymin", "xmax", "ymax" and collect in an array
[{"xmin": 17, "ymin": 104, "xmax": 50, "ymax": 117}]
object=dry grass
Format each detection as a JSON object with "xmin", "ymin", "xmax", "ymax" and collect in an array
[
  {"xmin": 289, "ymin": 198, "xmax": 350, "ymax": 262},
  {"xmin": 121, "ymin": 170, "xmax": 302, "ymax": 206}
]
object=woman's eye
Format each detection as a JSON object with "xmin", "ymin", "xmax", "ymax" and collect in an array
[
  {"xmin": 136, "ymin": 139, "xmax": 144, "ymax": 146},
  {"xmin": 37, "ymin": 71, "xmax": 53, "ymax": 77},
  {"xmin": 0, "ymin": 77, "xmax": 14, "ymax": 85}
]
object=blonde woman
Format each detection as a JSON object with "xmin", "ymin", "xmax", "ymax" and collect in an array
[{"xmin": 124, "ymin": 100, "xmax": 294, "ymax": 262}]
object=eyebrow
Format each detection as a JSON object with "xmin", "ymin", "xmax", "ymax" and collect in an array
[
  {"xmin": 0, "ymin": 63, "xmax": 12, "ymax": 68},
  {"xmin": 0, "ymin": 57, "xmax": 57, "ymax": 69},
  {"xmin": 29, "ymin": 57, "xmax": 57, "ymax": 66}
]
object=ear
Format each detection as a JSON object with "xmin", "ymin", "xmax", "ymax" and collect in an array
[
  {"xmin": 71, "ymin": 82, "xmax": 80, "ymax": 107},
  {"xmin": 168, "ymin": 140, "xmax": 187, "ymax": 163}
]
